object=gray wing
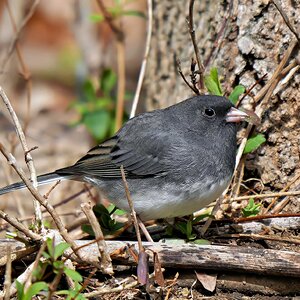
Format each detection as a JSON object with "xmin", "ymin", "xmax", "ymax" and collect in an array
[{"xmin": 55, "ymin": 115, "xmax": 169, "ymax": 179}]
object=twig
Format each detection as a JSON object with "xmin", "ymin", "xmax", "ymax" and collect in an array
[
  {"xmin": 120, "ymin": 166, "xmax": 144, "ymax": 252},
  {"xmin": 95, "ymin": 0, "xmax": 123, "ymax": 40},
  {"xmin": 0, "ymin": 86, "xmax": 42, "ymax": 230},
  {"xmin": 81, "ymin": 202, "xmax": 113, "ymax": 275},
  {"xmin": 217, "ymin": 233, "xmax": 300, "ymax": 245},
  {"xmin": 264, "ymin": 172, "xmax": 300, "ymax": 213},
  {"xmin": 5, "ymin": 0, "xmax": 34, "ymax": 132},
  {"xmin": 96, "ymin": 0, "xmax": 125, "ymax": 131},
  {"xmin": 83, "ymin": 272, "xmax": 158, "ymax": 297},
  {"xmin": 1, "ymin": 0, "xmax": 40, "ymax": 71},
  {"xmin": 176, "ymin": 58, "xmax": 199, "ymax": 94},
  {"xmin": 231, "ymin": 190, "xmax": 300, "ymax": 201},
  {"xmin": 0, "ymin": 143, "xmax": 82, "ymax": 260},
  {"xmin": 0, "ymin": 209, "xmax": 41, "ymax": 241},
  {"xmin": 188, "ymin": 0, "xmax": 205, "ymax": 91},
  {"xmin": 4, "ymin": 246, "xmax": 12, "ymax": 300},
  {"xmin": 272, "ymin": 0, "xmax": 300, "ymax": 46},
  {"xmin": 204, "ymin": 0, "xmax": 233, "ymax": 69},
  {"xmin": 130, "ymin": 0, "xmax": 153, "ymax": 118}
]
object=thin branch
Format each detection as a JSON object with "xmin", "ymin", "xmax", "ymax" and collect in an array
[
  {"xmin": 95, "ymin": 0, "xmax": 124, "ymax": 41},
  {"xmin": 81, "ymin": 202, "xmax": 113, "ymax": 275},
  {"xmin": 0, "ymin": 143, "xmax": 82, "ymax": 260},
  {"xmin": 0, "ymin": 86, "xmax": 42, "ymax": 229},
  {"xmin": 130, "ymin": 0, "xmax": 153, "ymax": 118},
  {"xmin": 188, "ymin": 0, "xmax": 205, "ymax": 91},
  {"xmin": 272, "ymin": 0, "xmax": 300, "ymax": 46},
  {"xmin": 95, "ymin": 0, "xmax": 125, "ymax": 131},
  {"xmin": 120, "ymin": 166, "xmax": 143, "ymax": 252},
  {"xmin": 177, "ymin": 58, "xmax": 199, "ymax": 94},
  {"xmin": 4, "ymin": 246, "xmax": 12, "ymax": 300},
  {"xmin": 231, "ymin": 190, "xmax": 300, "ymax": 201},
  {"xmin": 1, "ymin": 0, "xmax": 40, "ymax": 70}
]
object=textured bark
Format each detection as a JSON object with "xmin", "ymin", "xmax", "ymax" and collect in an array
[{"xmin": 143, "ymin": 0, "xmax": 300, "ymax": 197}]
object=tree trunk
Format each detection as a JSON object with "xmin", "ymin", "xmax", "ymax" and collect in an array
[{"xmin": 143, "ymin": 0, "xmax": 300, "ymax": 200}]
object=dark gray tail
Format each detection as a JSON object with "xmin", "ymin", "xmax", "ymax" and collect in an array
[{"xmin": 0, "ymin": 172, "xmax": 68, "ymax": 196}]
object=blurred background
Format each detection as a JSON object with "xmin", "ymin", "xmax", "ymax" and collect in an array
[{"xmin": 0, "ymin": 0, "xmax": 147, "ymax": 234}]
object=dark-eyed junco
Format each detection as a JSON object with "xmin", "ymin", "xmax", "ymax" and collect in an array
[{"xmin": 0, "ymin": 95, "xmax": 251, "ymax": 220}]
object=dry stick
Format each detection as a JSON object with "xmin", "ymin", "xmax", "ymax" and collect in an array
[
  {"xmin": 204, "ymin": 0, "xmax": 233, "ymax": 69},
  {"xmin": 177, "ymin": 58, "xmax": 199, "ymax": 94},
  {"xmin": 264, "ymin": 172, "xmax": 300, "ymax": 214},
  {"xmin": 231, "ymin": 190, "xmax": 300, "ymax": 202},
  {"xmin": 0, "ymin": 209, "xmax": 41, "ymax": 241},
  {"xmin": 83, "ymin": 272, "xmax": 158, "ymax": 298},
  {"xmin": 271, "ymin": 190, "xmax": 300, "ymax": 214},
  {"xmin": 188, "ymin": 0, "xmax": 205, "ymax": 91},
  {"xmin": 81, "ymin": 202, "xmax": 113, "ymax": 275},
  {"xmin": 3, "ymin": 246, "xmax": 12, "ymax": 300},
  {"xmin": 96, "ymin": 0, "xmax": 125, "ymax": 131},
  {"xmin": 0, "ymin": 87, "xmax": 43, "ymax": 229},
  {"xmin": 5, "ymin": 0, "xmax": 34, "ymax": 132},
  {"xmin": 8, "ymin": 242, "xmax": 46, "ymax": 297},
  {"xmin": 218, "ymin": 233, "xmax": 300, "ymax": 245},
  {"xmin": 0, "ymin": 143, "xmax": 82, "ymax": 260},
  {"xmin": 120, "ymin": 166, "xmax": 143, "ymax": 252},
  {"xmin": 200, "ymin": 41, "xmax": 297, "ymax": 234},
  {"xmin": 272, "ymin": 0, "xmax": 300, "ymax": 46},
  {"xmin": 130, "ymin": 0, "xmax": 153, "ymax": 118},
  {"xmin": 1, "ymin": 0, "xmax": 40, "ymax": 70}
]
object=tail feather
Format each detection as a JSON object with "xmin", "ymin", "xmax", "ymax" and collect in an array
[{"xmin": 0, "ymin": 172, "xmax": 68, "ymax": 196}]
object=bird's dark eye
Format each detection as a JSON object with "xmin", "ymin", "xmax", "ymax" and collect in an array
[{"xmin": 204, "ymin": 108, "xmax": 216, "ymax": 117}]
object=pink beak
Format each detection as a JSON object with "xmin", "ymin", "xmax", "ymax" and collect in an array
[{"xmin": 226, "ymin": 107, "xmax": 249, "ymax": 123}]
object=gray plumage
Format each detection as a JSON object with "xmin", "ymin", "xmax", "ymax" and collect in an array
[{"xmin": 0, "ymin": 95, "xmax": 245, "ymax": 220}]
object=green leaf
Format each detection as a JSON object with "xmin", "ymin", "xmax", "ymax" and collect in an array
[
  {"xmin": 82, "ymin": 80, "xmax": 96, "ymax": 102},
  {"xmin": 100, "ymin": 69, "xmax": 117, "ymax": 96},
  {"xmin": 54, "ymin": 242, "xmax": 70, "ymax": 260},
  {"xmin": 107, "ymin": 204, "xmax": 126, "ymax": 215},
  {"xmin": 122, "ymin": 10, "xmax": 146, "ymax": 18},
  {"xmin": 46, "ymin": 238, "xmax": 54, "ymax": 258},
  {"xmin": 243, "ymin": 134, "xmax": 266, "ymax": 154},
  {"xmin": 16, "ymin": 280, "xmax": 24, "ymax": 299},
  {"xmin": 83, "ymin": 110, "xmax": 111, "ymax": 141},
  {"xmin": 53, "ymin": 260, "xmax": 65, "ymax": 271},
  {"xmin": 89, "ymin": 14, "xmax": 104, "ymax": 22},
  {"xmin": 93, "ymin": 204, "xmax": 109, "ymax": 216},
  {"xmin": 64, "ymin": 268, "xmax": 83, "ymax": 282},
  {"xmin": 242, "ymin": 198, "xmax": 261, "ymax": 217},
  {"xmin": 204, "ymin": 68, "xmax": 223, "ymax": 96},
  {"xmin": 81, "ymin": 224, "xmax": 95, "ymax": 236},
  {"xmin": 192, "ymin": 239, "xmax": 211, "ymax": 245},
  {"xmin": 228, "ymin": 85, "xmax": 245, "ymax": 105},
  {"xmin": 23, "ymin": 282, "xmax": 48, "ymax": 300},
  {"xmin": 192, "ymin": 213, "xmax": 211, "ymax": 224}
]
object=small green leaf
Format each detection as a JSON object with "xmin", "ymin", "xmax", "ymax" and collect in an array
[
  {"xmin": 242, "ymin": 198, "xmax": 261, "ymax": 217},
  {"xmin": 54, "ymin": 242, "xmax": 70, "ymax": 260},
  {"xmin": 83, "ymin": 110, "xmax": 111, "ymax": 141},
  {"xmin": 81, "ymin": 224, "xmax": 95, "ymax": 236},
  {"xmin": 64, "ymin": 268, "xmax": 83, "ymax": 282},
  {"xmin": 192, "ymin": 239, "xmax": 211, "ymax": 245},
  {"xmin": 100, "ymin": 69, "xmax": 117, "ymax": 96},
  {"xmin": 82, "ymin": 80, "xmax": 96, "ymax": 102},
  {"xmin": 228, "ymin": 85, "xmax": 245, "ymax": 105},
  {"xmin": 23, "ymin": 282, "xmax": 48, "ymax": 300},
  {"xmin": 46, "ymin": 238, "xmax": 54, "ymax": 258},
  {"xmin": 243, "ymin": 134, "xmax": 266, "ymax": 154},
  {"xmin": 122, "ymin": 10, "xmax": 146, "ymax": 18},
  {"xmin": 204, "ymin": 68, "xmax": 223, "ymax": 96},
  {"xmin": 89, "ymin": 14, "xmax": 104, "ymax": 22},
  {"xmin": 16, "ymin": 280, "xmax": 24, "ymax": 299}
]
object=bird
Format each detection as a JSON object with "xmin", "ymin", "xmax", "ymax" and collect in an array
[{"xmin": 0, "ymin": 95, "xmax": 250, "ymax": 221}]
